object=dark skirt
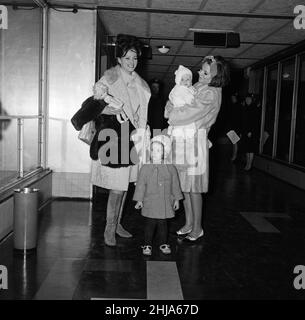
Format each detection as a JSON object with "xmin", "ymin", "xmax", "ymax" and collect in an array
[{"xmin": 240, "ymin": 135, "xmax": 259, "ymax": 153}]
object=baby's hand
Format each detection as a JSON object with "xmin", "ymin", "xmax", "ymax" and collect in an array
[
  {"xmin": 135, "ymin": 201, "xmax": 143, "ymax": 209},
  {"xmin": 173, "ymin": 200, "xmax": 179, "ymax": 211}
]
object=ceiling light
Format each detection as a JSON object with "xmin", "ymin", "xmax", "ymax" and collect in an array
[{"xmin": 157, "ymin": 45, "xmax": 170, "ymax": 54}]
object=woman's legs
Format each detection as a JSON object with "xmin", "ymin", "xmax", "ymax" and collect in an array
[
  {"xmin": 231, "ymin": 143, "xmax": 238, "ymax": 161},
  {"xmin": 116, "ymin": 191, "xmax": 133, "ymax": 238},
  {"xmin": 104, "ymin": 189, "xmax": 124, "ymax": 246},
  {"xmin": 177, "ymin": 192, "xmax": 193, "ymax": 233},
  {"xmin": 187, "ymin": 192, "xmax": 203, "ymax": 238},
  {"xmin": 244, "ymin": 152, "xmax": 254, "ymax": 170}
]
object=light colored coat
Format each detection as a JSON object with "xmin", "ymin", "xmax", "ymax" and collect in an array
[
  {"xmin": 91, "ymin": 65, "xmax": 151, "ymax": 191},
  {"xmin": 133, "ymin": 164, "xmax": 183, "ymax": 219},
  {"xmin": 167, "ymin": 84, "xmax": 222, "ymax": 193}
]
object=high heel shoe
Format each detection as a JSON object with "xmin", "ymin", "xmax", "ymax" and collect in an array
[
  {"xmin": 184, "ymin": 229, "xmax": 204, "ymax": 242},
  {"xmin": 176, "ymin": 227, "xmax": 192, "ymax": 236}
]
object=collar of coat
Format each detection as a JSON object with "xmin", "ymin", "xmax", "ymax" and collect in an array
[{"xmin": 104, "ymin": 65, "xmax": 150, "ymax": 94}]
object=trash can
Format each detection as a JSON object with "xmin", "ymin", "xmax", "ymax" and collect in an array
[{"xmin": 13, "ymin": 188, "xmax": 39, "ymax": 253}]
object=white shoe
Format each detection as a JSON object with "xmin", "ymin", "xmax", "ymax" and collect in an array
[
  {"xmin": 176, "ymin": 226, "xmax": 192, "ymax": 236},
  {"xmin": 142, "ymin": 245, "xmax": 152, "ymax": 256},
  {"xmin": 160, "ymin": 244, "xmax": 171, "ymax": 254},
  {"xmin": 184, "ymin": 229, "xmax": 204, "ymax": 241}
]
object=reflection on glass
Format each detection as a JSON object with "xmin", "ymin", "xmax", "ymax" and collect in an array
[
  {"xmin": 294, "ymin": 54, "xmax": 305, "ymax": 166},
  {"xmin": 0, "ymin": 7, "xmax": 40, "ymax": 188},
  {"xmin": 254, "ymin": 68, "xmax": 264, "ymax": 150},
  {"xmin": 276, "ymin": 59, "xmax": 295, "ymax": 162},
  {"xmin": 23, "ymin": 119, "xmax": 39, "ymax": 174},
  {"xmin": 263, "ymin": 66, "xmax": 278, "ymax": 156}
]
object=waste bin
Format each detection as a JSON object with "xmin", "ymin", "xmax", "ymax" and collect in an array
[{"xmin": 13, "ymin": 188, "xmax": 39, "ymax": 253}]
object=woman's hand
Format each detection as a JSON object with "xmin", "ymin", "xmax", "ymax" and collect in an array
[
  {"xmin": 164, "ymin": 100, "xmax": 174, "ymax": 119},
  {"xmin": 102, "ymin": 104, "xmax": 124, "ymax": 115},
  {"xmin": 135, "ymin": 201, "xmax": 143, "ymax": 209},
  {"xmin": 173, "ymin": 200, "xmax": 180, "ymax": 211}
]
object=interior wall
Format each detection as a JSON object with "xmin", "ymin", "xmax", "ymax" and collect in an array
[
  {"xmin": 48, "ymin": 10, "xmax": 96, "ymax": 197},
  {"xmin": 0, "ymin": 7, "xmax": 40, "ymax": 173}
]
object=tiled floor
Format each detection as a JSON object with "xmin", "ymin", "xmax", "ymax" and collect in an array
[{"xmin": 1, "ymin": 144, "xmax": 305, "ymax": 300}]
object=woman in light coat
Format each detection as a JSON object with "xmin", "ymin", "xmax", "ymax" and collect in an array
[
  {"xmin": 91, "ymin": 34, "xmax": 151, "ymax": 246},
  {"xmin": 165, "ymin": 56, "xmax": 230, "ymax": 242}
]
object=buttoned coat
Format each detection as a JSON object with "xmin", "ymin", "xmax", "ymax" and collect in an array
[{"xmin": 133, "ymin": 164, "xmax": 183, "ymax": 219}]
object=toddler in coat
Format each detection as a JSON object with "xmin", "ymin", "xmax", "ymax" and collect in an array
[{"xmin": 133, "ymin": 135, "xmax": 183, "ymax": 256}]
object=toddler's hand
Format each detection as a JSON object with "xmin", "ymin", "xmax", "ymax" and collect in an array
[
  {"xmin": 173, "ymin": 200, "xmax": 179, "ymax": 211},
  {"xmin": 135, "ymin": 201, "xmax": 143, "ymax": 209}
]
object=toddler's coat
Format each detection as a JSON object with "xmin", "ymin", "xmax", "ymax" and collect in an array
[{"xmin": 133, "ymin": 164, "xmax": 183, "ymax": 219}]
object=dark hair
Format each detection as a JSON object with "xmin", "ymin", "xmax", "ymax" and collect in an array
[
  {"xmin": 115, "ymin": 34, "xmax": 142, "ymax": 58},
  {"xmin": 202, "ymin": 55, "xmax": 230, "ymax": 88}
]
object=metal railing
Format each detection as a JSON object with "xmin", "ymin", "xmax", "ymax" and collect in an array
[{"xmin": 0, "ymin": 115, "xmax": 44, "ymax": 179}]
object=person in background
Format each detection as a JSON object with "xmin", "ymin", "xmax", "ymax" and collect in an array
[
  {"xmin": 227, "ymin": 93, "xmax": 242, "ymax": 161},
  {"xmin": 240, "ymin": 93, "xmax": 260, "ymax": 171},
  {"xmin": 147, "ymin": 79, "xmax": 167, "ymax": 133}
]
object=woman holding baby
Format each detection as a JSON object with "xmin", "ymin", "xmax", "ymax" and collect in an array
[{"xmin": 165, "ymin": 56, "xmax": 230, "ymax": 242}]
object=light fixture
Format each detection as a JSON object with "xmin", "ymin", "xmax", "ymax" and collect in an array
[{"xmin": 157, "ymin": 45, "xmax": 170, "ymax": 54}]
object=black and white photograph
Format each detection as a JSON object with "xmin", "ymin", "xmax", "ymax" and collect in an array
[{"xmin": 0, "ymin": 0, "xmax": 305, "ymax": 306}]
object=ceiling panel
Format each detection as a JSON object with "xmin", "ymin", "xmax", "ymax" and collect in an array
[
  {"xmin": 150, "ymin": 14, "xmax": 194, "ymax": 37},
  {"xmin": 204, "ymin": 44, "xmax": 253, "ymax": 58},
  {"xmin": 238, "ymin": 19, "xmax": 287, "ymax": 38},
  {"xmin": 171, "ymin": 56, "xmax": 202, "ymax": 66},
  {"xmin": 151, "ymin": 0, "xmax": 203, "ymax": 10},
  {"xmin": 254, "ymin": 0, "xmax": 300, "ymax": 14},
  {"xmin": 98, "ymin": 11, "xmax": 147, "ymax": 37},
  {"xmin": 149, "ymin": 55, "xmax": 175, "ymax": 65},
  {"xmin": 48, "ymin": 0, "xmax": 98, "ymax": 5},
  {"xmin": 96, "ymin": 0, "xmax": 149, "ymax": 7},
  {"xmin": 193, "ymin": 16, "xmax": 243, "ymax": 31},
  {"xmin": 179, "ymin": 42, "xmax": 213, "ymax": 56},
  {"xmin": 240, "ymin": 44, "xmax": 288, "ymax": 59},
  {"xmin": 204, "ymin": 0, "xmax": 262, "ymax": 13},
  {"xmin": 265, "ymin": 24, "xmax": 305, "ymax": 44}
]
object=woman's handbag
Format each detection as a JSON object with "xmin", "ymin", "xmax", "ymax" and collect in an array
[{"xmin": 78, "ymin": 121, "xmax": 96, "ymax": 145}]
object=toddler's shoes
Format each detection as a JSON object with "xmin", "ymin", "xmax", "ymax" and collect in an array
[
  {"xmin": 160, "ymin": 244, "xmax": 171, "ymax": 254},
  {"xmin": 142, "ymin": 245, "xmax": 152, "ymax": 256}
]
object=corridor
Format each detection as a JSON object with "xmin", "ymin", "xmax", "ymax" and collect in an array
[{"xmin": 0, "ymin": 144, "xmax": 305, "ymax": 300}]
